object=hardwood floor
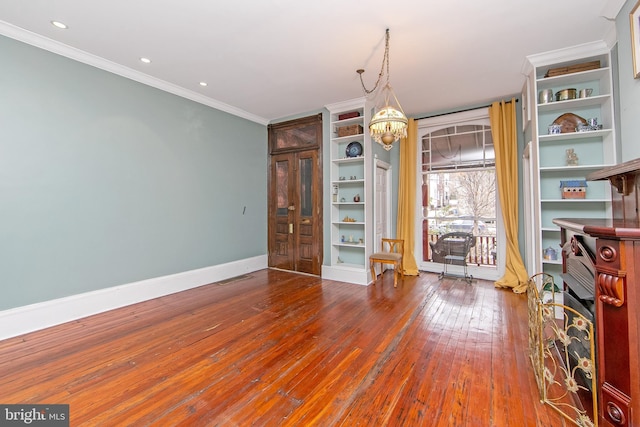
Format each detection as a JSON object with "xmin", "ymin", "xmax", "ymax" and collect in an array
[{"xmin": 0, "ymin": 269, "xmax": 566, "ymax": 426}]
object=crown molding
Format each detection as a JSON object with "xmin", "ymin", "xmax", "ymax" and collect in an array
[
  {"xmin": 526, "ymin": 40, "xmax": 612, "ymax": 67},
  {"xmin": 325, "ymin": 97, "xmax": 367, "ymax": 113},
  {"xmin": 0, "ymin": 20, "xmax": 269, "ymax": 126}
]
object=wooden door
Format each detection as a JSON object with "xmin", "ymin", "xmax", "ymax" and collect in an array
[{"xmin": 268, "ymin": 115, "xmax": 322, "ymax": 275}]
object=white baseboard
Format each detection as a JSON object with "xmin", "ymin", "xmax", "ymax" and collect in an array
[
  {"xmin": 0, "ymin": 255, "xmax": 267, "ymax": 341},
  {"xmin": 321, "ymin": 265, "xmax": 371, "ymax": 286}
]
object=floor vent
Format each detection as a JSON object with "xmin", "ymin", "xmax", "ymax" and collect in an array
[{"xmin": 215, "ymin": 274, "xmax": 252, "ymax": 286}]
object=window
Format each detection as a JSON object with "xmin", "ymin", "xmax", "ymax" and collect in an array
[{"xmin": 417, "ymin": 109, "xmax": 503, "ymax": 280}]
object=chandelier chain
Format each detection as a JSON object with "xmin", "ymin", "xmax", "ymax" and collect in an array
[{"xmin": 358, "ymin": 29, "xmax": 391, "ymax": 95}]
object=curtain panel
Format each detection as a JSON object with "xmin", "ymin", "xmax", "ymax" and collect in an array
[
  {"xmin": 489, "ymin": 99, "xmax": 528, "ymax": 293},
  {"xmin": 397, "ymin": 118, "xmax": 419, "ymax": 276}
]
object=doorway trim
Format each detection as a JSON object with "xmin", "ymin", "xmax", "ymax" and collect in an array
[
  {"xmin": 267, "ymin": 114, "xmax": 323, "ymax": 275},
  {"xmin": 373, "ymin": 159, "xmax": 392, "ymax": 277}
]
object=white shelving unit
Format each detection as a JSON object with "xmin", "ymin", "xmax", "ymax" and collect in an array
[
  {"xmin": 524, "ymin": 41, "xmax": 618, "ymax": 284},
  {"xmin": 322, "ymin": 98, "xmax": 373, "ymax": 285}
]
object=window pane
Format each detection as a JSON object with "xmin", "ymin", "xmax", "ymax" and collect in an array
[
  {"xmin": 300, "ymin": 157, "xmax": 313, "ymax": 217},
  {"xmin": 276, "ymin": 160, "xmax": 289, "ymax": 216},
  {"xmin": 422, "ymin": 124, "xmax": 494, "ymax": 171}
]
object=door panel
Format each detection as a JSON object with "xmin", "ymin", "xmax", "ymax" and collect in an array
[
  {"xmin": 268, "ymin": 150, "xmax": 322, "ymax": 275},
  {"xmin": 295, "ymin": 151, "xmax": 320, "ymax": 275},
  {"xmin": 270, "ymin": 155, "xmax": 293, "ymax": 270}
]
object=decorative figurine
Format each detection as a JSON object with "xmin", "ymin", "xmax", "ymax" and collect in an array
[{"xmin": 566, "ymin": 148, "xmax": 579, "ymax": 166}]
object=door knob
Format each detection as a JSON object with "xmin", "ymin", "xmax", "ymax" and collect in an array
[{"xmin": 288, "ymin": 205, "xmax": 296, "ymax": 211}]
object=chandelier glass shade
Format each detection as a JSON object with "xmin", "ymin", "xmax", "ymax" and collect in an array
[{"xmin": 357, "ymin": 29, "xmax": 408, "ymax": 151}]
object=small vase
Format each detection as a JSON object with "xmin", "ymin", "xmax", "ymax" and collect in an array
[{"xmin": 353, "ymin": 194, "xmax": 360, "ymax": 202}]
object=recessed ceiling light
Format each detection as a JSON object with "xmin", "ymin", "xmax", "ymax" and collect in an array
[
  {"xmin": 199, "ymin": 82, "xmax": 208, "ymax": 87},
  {"xmin": 51, "ymin": 21, "xmax": 68, "ymax": 29},
  {"xmin": 140, "ymin": 57, "xmax": 152, "ymax": 64}
]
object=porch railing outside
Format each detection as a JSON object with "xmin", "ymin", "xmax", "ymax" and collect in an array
[{"xmin": 424, "ymin": 233, "xmax": 497, "ymax": 267}]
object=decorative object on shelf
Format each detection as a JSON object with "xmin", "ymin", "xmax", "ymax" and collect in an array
[
  {"xmin": 552, "ymin": 112, "xmax": 587, "ymax": 133},
  {"xmin": 339, "ymin": 176, "xmax": 346, "ymax": 180},
  {"xmin": 631, "ymin": 0, "xmax": 640, "ymax": 78},
  {"xmin": 349, "ymin": 235, "xmax": 354, "ymax": 243},
  {"xmin": 566, "ymin": 148, "xmax": 579, "ymax": 166},
  {"xmin": 353, "ymin": 194, "xmax": 360, "ymax": 202},
  {"xmin": 338, "ymin": 111, "xmax": 360, "ymax": 120},
  {"xmin": 345, "ymin": 141, "xmax": 363, "ymax": 158},
  {"xmin": 555, "ymin": 88, "xmax": 577, "ymax": 101},
  {"xmin": 356, "ymin": 29, "xmax": 408, "ymax": 151},
  {"xmin": 350, "ymin": 175, "xmax": 357, "ymax": 180},
  {"xmin": 337, "ymin": 124, "xmax": 364, "ymax": 137},
  {"xmin": 548, "ymin": 124, "xmax": 562, "ymax": 135},
  {"xmin": 340, "ymin": 197, "xmax": 346, "ymax": 202},
  {"xmin": 544, "ymin": 60, "xmax": 600, "ymax": 77},
  {"xmin": 359, "ymin": 238, "xmax": 364, "ymax": 244},
  {"xmin": 560, "ymin": 180, "xmax": 587, "ymax": 199},
  {"xmin": 343, "ymin": 216, "xmax": 357, "ymax": 222},
  {"xmin": 543, "ymin": 246, "xmax": 558, "ymax": 260},
  {"xmin": 579, "ymin": 88, "xmax": 593, "ymax": 98},
  {"xmin": 538, "ymin": 89, "xmax": 554, "ymax": 104}
]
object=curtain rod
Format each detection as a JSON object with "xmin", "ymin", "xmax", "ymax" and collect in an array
[{"xmin": 414, "ymin": 98, "xmax": 519, "ymax": 121}]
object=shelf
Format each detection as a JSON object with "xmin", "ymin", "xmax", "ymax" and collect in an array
[
  {"xmin": 541, "ymin": 198, "xmax": 608, "ymax": 203},
  {"xmin": 537, "ymin": 94, "xmax": 610, "ymax": 113},
  {"xmin": 536, "ymin": 67, "xmax": 610, "ymax": 89},
  {"xmin": 332, "ymin": 134, "xmax": 365, "ymax": 143},
  {"xmin": 334, "ymin": 242, "xmax": 365, "ymax": 248},
  {"xmin": 332, "ymin": 221, "xmax": 365, "ymax": 225},
  {"xmin": 333, "ymin": 116, "xmax": 363, "ymax": 126},
  {"xmin": 332, "ymin": 179, "xmax": 365, "ymax": 184},
  {"xmin": 542, "ymin": 259, "xmax": 563, "ymax": 265},
  {"xmin": 538, "ymin": 129, "xmax": 611, "ymax": 142},
  {"xmin": 540, "ymin": 164, "xmax": 613, "ymax": 172},
  {"xmin": 333, "ymin": 156, "xmax": 364, "ymax": 164},
  {"xmin": 542, "ymin": 227, "xmax": 561, "ymax": 232}
]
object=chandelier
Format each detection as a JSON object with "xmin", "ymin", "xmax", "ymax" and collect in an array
[{"xmin": 357, "ymin": 29, "xmax": 408, "ymax": 151}]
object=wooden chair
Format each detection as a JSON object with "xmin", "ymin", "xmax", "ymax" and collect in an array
[{"xmin": 370, "ymin": 238, "xmax": 404, "ymax": 287}]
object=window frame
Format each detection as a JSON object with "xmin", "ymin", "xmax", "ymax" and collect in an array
[{"xmin": 415, "ymin": 108, "xmax": 505, "ymax": 281}]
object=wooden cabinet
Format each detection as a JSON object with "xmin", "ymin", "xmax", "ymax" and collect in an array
[
  {"xmin": 524, "ymin": 41, "xmax": 618, "ymax": 286},
  {"xmin": 553, "ymin": 158, "xmax": 640, "ymax": 427},
  {"xmin": 322, "ymin": 98, "xmax": 373, "ymax": 285}
]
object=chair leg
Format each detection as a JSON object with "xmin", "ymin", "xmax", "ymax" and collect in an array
[
  {"xmin": 370, "ymin": 261, "xmax": 377, "ymax": 283},
  {"xmin": 393, "ymin": 262, "xmax": 398, "ymax": 287}
]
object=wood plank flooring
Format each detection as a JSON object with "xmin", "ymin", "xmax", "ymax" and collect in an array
[{"xmin": 0, "ymin": 269, "xmax": 566, "ymax": 426}]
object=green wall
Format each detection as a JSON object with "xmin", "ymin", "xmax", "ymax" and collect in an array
[
  {"xmin": 0, "ymin": 35, "xmax": 267, "ymax": 310},
  {"xmin": 617, "ymin": 0, "xmax": 640, "ymax": 161}
]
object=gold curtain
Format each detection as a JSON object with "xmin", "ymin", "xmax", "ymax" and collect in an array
[
  {"xmin": 397, "ymin": 118, "xmax": 419, "ymax": 276},
  {"xmin": 489, "ymin": 99, "xmax": 528, "ymax": 293}
]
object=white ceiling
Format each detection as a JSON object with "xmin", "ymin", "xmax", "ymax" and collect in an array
[{"xmin": 0, "ymin": 0, "xmax": 623, "ymax": 124}]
